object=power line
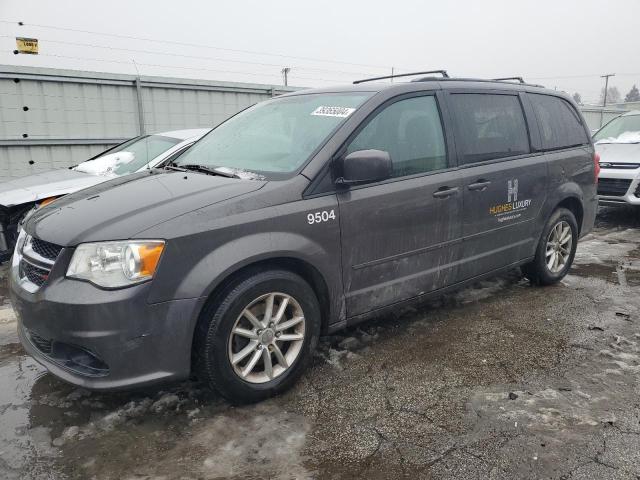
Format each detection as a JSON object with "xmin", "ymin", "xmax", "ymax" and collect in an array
[
  {"xmin": 0, "ymin": 20, "xmax": 398, "ymax": 71},
  {"xmin": 3, "ymin": 52, "xmax": 348, "ymax": 84},
  {"xmin": 0, "ymin": 34, "xmax": 380, "ymax": 78},
  {"xmin": 4, "ymin": 21, "xmax": 637, "ymax": 88},
  {"xmin": 529, "ymin": 73, "xmax": 640, "ymax": 80}
]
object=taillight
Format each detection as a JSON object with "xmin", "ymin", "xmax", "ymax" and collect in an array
[{"xmin": 593, "ymin": 152, "xmax": 600, "ymax": 183}]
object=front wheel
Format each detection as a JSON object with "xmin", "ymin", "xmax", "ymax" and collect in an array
[
  {"xmin": 194, "ymin": 269, "xmax": 321, "ymax": 403},
  {"xmin": 523, "ymin": 208, "xmax": 578, "ymax": 285}
]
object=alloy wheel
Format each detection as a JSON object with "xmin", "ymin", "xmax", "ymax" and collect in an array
[
  {"xmin": 227, "ymin": 292, "xmax": 306, "ymax": 384},
  {"xmin": 546, "ymin": 220, "xmax": 573, "ymax": 273}
]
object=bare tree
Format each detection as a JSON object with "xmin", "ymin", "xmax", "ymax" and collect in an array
[{"xmin": 600, "ymin": 86, "xmax": 621, "ymax": 104}]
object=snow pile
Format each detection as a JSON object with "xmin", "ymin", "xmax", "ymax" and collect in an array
[
  {"xmin": 73, "ymin": 151, "xmax": 135, "ymax": 176},
  {"xmin": 596, "ymin": 130, "xmax": 640, "ymax": 144},
  {"xmin": 198, "ymin": 404, "xmax": 311, "ymax": 479}
]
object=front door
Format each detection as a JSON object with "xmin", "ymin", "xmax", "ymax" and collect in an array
[
  {"xmin": 446, "ymin": 92, "xmax": 547, "ymax": 280},
  {"xmin": 336, "ymin": 94, "xmax": 463, "ymax": 317}
]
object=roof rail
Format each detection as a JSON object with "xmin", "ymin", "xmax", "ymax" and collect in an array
[
  {"xmin": 353, "ymin": 70, "xmax": 449, "ymax": 85},
  {"xmin": 492, "ymin": 77, "xmax": 525, "ymax": 84}
]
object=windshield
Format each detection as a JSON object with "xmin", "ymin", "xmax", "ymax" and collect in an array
[
  {"xmin": 593, "ymin": 115, "xmax": 640, "ymax": 144},
  {"xmin": 175, "ymin": 93, "xmax": 372, "ymax": 177},
  {"xmin": 110, "ymin": 135, "xmax": 181, "ymax": 174}
]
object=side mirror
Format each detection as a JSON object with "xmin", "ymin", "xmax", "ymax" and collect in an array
[{"xmin": 335, "ymin": 149, "xmax": 392, "ymax": 186}]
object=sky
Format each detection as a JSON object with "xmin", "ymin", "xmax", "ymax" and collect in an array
[{"xmin": 1, "ymin": 0, "xmax": 639, "ymax": 104}]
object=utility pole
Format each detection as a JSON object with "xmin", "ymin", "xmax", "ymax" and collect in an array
[
  {"xmin": 601, "ymin": 73, "xmax": 615, "ymax": 106},
  {"xmin": 391, "ymin": 67, "xmax": 395, "ymax": 83},
  {"xmin": 281, "ymin": 67, "xmax": 291, "ymax": 86}
]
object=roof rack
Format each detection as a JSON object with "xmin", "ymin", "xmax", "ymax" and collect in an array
[
  {"xmin": 492, "ymin": 77, "xmax": 525, "ymax": 84},
  {"xmin": 353, "ymin": 70, "xmax": 449, "ymax": 85}
]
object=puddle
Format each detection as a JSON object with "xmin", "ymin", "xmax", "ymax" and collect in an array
[{"xmin": 0, "ymin": 355, "xmax": 57, "ymax": 480}]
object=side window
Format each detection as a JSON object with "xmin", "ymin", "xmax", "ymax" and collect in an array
[
  {"xmin": 449, "ymin": 93, "xmax": 530, "ymax": 165},
  {"xmin": 529, "ymin": 94, "xmax": 589, "ymax": 150},
  {"xmin": 346, "ymin": 96, "xmax": 447, "ymax": 178}
]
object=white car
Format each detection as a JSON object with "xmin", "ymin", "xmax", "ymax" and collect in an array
[
  {"xmin": 0, "ymin": 128, "xmax": 210, "ymax": 260},
  {"xmin": 594, "ymin": 110, "xmax": 640, "ymax": 206}
]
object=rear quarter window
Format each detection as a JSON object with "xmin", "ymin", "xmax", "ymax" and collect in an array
[
  {"xmin": 529, "ymin": 94, "xmax": 589, "ymax": 150},
  {"xmin": 449, "ymin": 93, "xmax": 530, "ymax": 165}
]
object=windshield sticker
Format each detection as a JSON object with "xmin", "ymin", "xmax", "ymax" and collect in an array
[{"xmin": 311, "ymin": 106, "xmax": 356, "ymax": 118}]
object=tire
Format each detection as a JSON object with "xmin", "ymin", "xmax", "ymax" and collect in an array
[
  {"xmin": 193, "ymin": 269, "xmax": 321, "ymax": 404},
  {"xmin": 523, "ymin": 207, "xmax": 578, "ymax": 286}
]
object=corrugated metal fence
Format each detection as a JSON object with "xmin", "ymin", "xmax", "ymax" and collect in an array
[{"xmin": 0, "ymin": 65, "xmax": 296, "ymax": 181}]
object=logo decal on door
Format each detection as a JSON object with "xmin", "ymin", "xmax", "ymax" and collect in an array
[
  {"xmin": 507, "ymin": 179, "xmax": 518, "ymax": 202},
  {"xmin": 488, "ymin": 178, "xmax": 531, "ymax": 222}
]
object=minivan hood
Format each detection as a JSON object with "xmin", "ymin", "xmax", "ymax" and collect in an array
[
  {"xmin": 0, "ymin": 169, "xmax": 105, "ymax": 207},
  {"xmin": 26, "ymin": 170, "xmax": 266, "ymax": 246},
  {"xmin": 595, "ymin": 142, "xmax": 640, "ymax": 164}
]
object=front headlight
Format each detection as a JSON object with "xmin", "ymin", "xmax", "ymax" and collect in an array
[{"xmin": 67, "ymin": 240, "xmax": 165, "ymax": 288}]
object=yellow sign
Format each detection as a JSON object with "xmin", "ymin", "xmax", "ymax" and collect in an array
[{"xmin": 16, "ymin": 37, "xmax": 38, "ymax": 54}]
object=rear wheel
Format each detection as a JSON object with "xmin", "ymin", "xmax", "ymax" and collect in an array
[
  {"xmin": 523, "ymin": 208, "xmax": 578, "ymax": 285},
  {"xmin": 194, "ymin": 269, "xmax": 321, "ymax": 403}
]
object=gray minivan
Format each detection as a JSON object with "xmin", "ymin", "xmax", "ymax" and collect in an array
[{"xmin": 10, "ymin": 72, "xmax": 598, "ymax": 403}]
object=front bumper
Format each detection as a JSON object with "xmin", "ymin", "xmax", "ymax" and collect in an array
[
  {"xmin": 597, "ymin": 169, "xmax": 640, "ymax": 205},
  {"xmin": 10, "ymin": 247, "xmax": 204, "ymax": 391}
]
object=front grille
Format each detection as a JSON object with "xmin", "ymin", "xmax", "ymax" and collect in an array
[
  {"xmin": 19, "ymin": 260, "xmax": 49, "ymax": 287},
  {"xmin": 597, "ymin": 178, "xmax": 632, "ymax": 197},
  {"xmin": 30, "ymin": 237, "xmax": 63, "ymax": 261},
  {"xmin": 16, "ymin": 235, "xmax": 62, "ymax": 290},
  {"xmin": 28, "ymin": 330, "xmax": 53, "ymax": 354},
  {"xmin": 635, "ymin": 183, "xmax": 640, "ymax": 198}
]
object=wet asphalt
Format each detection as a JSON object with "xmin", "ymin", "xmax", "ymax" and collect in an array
[{"xmin": 1, "ymin": 206, "xmax": 640, "ymax": 479}]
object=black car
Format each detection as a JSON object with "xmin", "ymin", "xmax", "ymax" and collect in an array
[{"xmin": 10, "ymin": 71, "xmax": 598, "ymax": 403}]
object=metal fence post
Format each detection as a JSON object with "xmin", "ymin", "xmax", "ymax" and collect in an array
[{"xmin": 134, "ymin": 77, "xmax": 146, "ymax": 135}]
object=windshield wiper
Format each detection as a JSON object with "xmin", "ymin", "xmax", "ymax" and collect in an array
[
  {"xmin": 164, "ymin": 164, "xmax": 187, "ymax": 172},
  {"xmin": 173, "ymin": 164, "xmax": 240, "ymax": 178}
]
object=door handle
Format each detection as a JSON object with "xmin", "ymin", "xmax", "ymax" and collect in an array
[
  {"xmin": 432, "ymin": 186, "xmax": 459, "ymax": 199},
  {"xmin": 467, "ymin": 180, "xmax": 491, "ymax": 191}
]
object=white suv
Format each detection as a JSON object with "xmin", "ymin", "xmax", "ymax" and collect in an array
[{"xmin": 594, "ymin": 110, "xmax": 640, "ymax": 206}]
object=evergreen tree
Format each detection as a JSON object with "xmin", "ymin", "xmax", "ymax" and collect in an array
[{"xmin": 625, "ymin": 85, "xmax": 640, "ymax": 102}]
